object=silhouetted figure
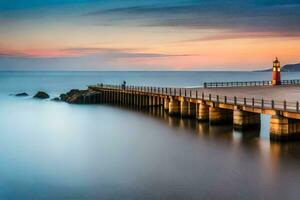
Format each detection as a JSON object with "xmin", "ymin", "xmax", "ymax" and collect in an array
[{"xmin": 122, "ymin": 81, "xmax": 126, "ymax": 90}]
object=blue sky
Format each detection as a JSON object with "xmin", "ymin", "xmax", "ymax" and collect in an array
[{"xmin": 1, "ymin": 0, "xmax": 300, "ymax": 70}]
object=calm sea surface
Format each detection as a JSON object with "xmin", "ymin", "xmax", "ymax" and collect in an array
[{"xmin": 1, "ymin": 71, "xmax": 300, "ymax": 199}]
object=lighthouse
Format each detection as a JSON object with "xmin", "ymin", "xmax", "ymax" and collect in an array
[{"xmin": 272, "ymin": 57, "xmax": 281, "ymax": 86}]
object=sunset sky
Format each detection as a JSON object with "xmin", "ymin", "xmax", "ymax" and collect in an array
[{"xmin": 1, "ymin": 0, "xmax": 300, "ymax": 71}]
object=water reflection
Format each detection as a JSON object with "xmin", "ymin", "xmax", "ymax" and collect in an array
[
  {"xmin": 270, "ymin": 141, "xmax": 300, "ymax": 160},
  {"xmin": 142, "ymin": 107, "xmax": 300, "ymax": 171},
  {"xmin": 1, "ymin": 99, "xmax": 300, "ymax": 199},
  {"xmin": 146, "ymin": 107, "xmax": 261, "ymax": 144}
]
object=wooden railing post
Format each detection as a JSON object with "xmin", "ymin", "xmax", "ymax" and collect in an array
[
  {"xmin": 252, "ymin": 98, "xmax": 255, "ymax": 107},
  {"xmin": 244, "ymin": 98, "xmax": 246, "ymax": 105},
  {"xmin": 224, "ymin": 96, "xmax": 227, "ymax": 103},
  {"xmin": 297, "ymin": 101, "xmax": 299, "ymax": 112},
  {"xmin": 202, "ymin": 92, "xmax": 204, "ymax": 100},
  {"xmin": 234, "ymin": 96, "xmax": 237, "ymax": 105},
  {"xmin": 209, "ymin": 94, "xmax": 211, "ymax": 101},
  {"xmin": 284, "ymin": 100, "xmax": 287, "ymax": 111},
  {"xmin": 271, "ymin": 100, "xmax": 275, "ymax": 109},
  {"xmin": 261, "ymin": 99, "xmax": 264, "ymax": 108}
]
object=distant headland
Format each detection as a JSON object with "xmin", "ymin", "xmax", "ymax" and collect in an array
[{"xmin": 256, "ymin": 63, "xmax": 300, "ymax": 72}]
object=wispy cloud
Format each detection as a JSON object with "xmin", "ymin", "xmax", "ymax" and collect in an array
[
  {"xmin": 183, "ymin": 31, "xmax": 300, "ymax": 42},
  {"xmin": 85, "ymin": 1, "xmax": 300, "ymax": 38},
  {"xmin": 0, "ymin": 47, "xmax": 194, "ymax": 59}
]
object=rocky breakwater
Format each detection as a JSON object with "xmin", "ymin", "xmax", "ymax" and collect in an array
[{"xmin": 60, "ymin": 88, "xmax": 101, "ymax": 104}]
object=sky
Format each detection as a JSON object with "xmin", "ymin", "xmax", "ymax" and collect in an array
[{"xmin": 0, "ymin": 0, "xmax": 300, "ymax": 71}]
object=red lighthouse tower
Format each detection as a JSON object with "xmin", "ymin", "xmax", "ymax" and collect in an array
[{"xmin": 272, "ymin": 57, "xmax": 281, "ymax": 86}]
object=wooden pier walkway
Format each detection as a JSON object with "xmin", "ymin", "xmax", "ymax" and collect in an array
[{"xmin": 86, "ymin": 83, "xmax": 300, "ymax": 141}]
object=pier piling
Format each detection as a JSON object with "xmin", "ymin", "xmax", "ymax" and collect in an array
[{"xmin": 86, "ymin": 83, "xmax": 300, "ymax": 141}]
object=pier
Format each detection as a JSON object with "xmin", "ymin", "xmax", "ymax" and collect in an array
[{"xmin": 83, "ymin": 82, "xmax": 300, "ymax": 141}]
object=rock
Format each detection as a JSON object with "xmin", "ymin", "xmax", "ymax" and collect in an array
[
  {"xmin": 61, "ymin": 89, "xmax": 87, "ymax": 104},
  {"xmin": 51, "ymin": 97, "xmax": 60, "ymax": 101},
  {"xmin": 33, "ymin": 91, "xmax": 50, "ymax": 99},
  {"xmin": 60, "ymin": 89, "xmax": 101, "ymax": 104},
  {"xmin": 15, "ymin": 92, "xmax": 29, "ymax": 97},
  {"xmin": 59, "ymin": 94, "xmax": 67, "ymax": 101},
  {"xmin": 67, "ymin": 89, "xmax": 80, "ymax": 96}
]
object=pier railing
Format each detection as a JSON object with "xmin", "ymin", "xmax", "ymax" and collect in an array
[
  {"xmin": 91, "ymin": 84, "xmax": 300, "ymax": 113},
  {"xmin": 203, "ymin": 79, "xmax": 300, "ymax": 88}
]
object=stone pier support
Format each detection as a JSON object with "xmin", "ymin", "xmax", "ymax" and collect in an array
[
  {"xmin": 196, "ymin": 102, "xmax": 209, "ymax": 121},
  {"xmin": 124, "ymin": 92, "xmax": 127, "ymax": 105},
  {"xmin": 144, "ymin": 95, "xmax": 148, "ymax": 108},
  {"xmin": 109, "ymin": 91, "xmax": 113, "ymax": 103},
  {"xmin": 188, "ymin": 101, "xmax": 196, "ymax": 118},
  {"xmin": 149, "ymin": 95, "xmax": 153, "ymax": 107},
  {"xmin": 103, "ymin": 91, "xmax": 107, "ymax": 103},
  {"xmin": 114, "ymin": 91, "xmax": 117, "ymax": 103},
  {"xmin": 111, "ymin": 91, "xmax": 114, "ymax": 104},
  {"xmin": 169, "ymin": 97, "xmax": 180, "ymax": 116},
  {"xmin": 128, "ymin": 93, "xmax": 131, "ymax": 106},
  {"xmin": 270, "ymin": 115, "xmax": 300, "ymax": 141},
  {"xmin": 118, "ymin": 92, "xmax": 121, "ymax": 105},
  {"xmin": 153, "ymin": 96, "xmax": 158, "ymax": 107},
  {"xmin": 154, "ymin": 96, "xmax": 160, "ymax": 107},
  {"xmin": 114, "ymin": 92, "xmax": 117, "ymax": 104},
  {"xmin": 139, "ymin": 95, "xmax": 143, "ymax": 108},
  {"xmin": 110, "ymin": 91, "xmax": 113, "ymax": 103},
  {"xmin": 126, "ymin": 93, "xmax": 129, "ymax": 105},
  {"xmin": 159, "ymin": 97, "xmax": 163, "ymax": 107},
  {"xmin": 151, "ymin": 96, "xmax": 155, "ymax": 107},
  {"xmin": 121, "ymin": 92, "xmax": 124, "ymax": 105},
  {"xmin": 209, "ymin": 106, "xmax": 233, "ymax": 125},
  {"xmin": 180, "ymin": 98, "xmax": 189, "ymax": 118},
  {"xmin": 137, "ymin": 94, "xmax": 141, "ymax": 108},
  {"xmin": 131, "ymin": 93, "xmax": 134, "ymax": 107},
  {"xmin": 233, "ymin": 108, "xmax": 261, "ymax": 130},
  {"xmin": 164, "ymin": 98, "xmax": 170, "ymax": 110},
  {"xmin": 140, "ymin": 95, "xmax": 144, "ymax": 107},
  {"xmin": 143, "ymin": 95, "xmax": 149, "ymax": 108},
  {"xmin": 134, "ymin": 93, "xmax": 138, "ymax": 107}
]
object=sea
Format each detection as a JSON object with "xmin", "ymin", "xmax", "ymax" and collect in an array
[{"xmin": 1, "ymin": 71, "xmax": 300, "ymax": 200}]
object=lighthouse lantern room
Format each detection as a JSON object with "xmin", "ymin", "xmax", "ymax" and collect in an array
[{"xmin": 272, "ymin": 57, "xmax": 281, "ymax": 86}]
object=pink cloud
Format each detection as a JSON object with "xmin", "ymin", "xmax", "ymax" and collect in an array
[
  {"xmin": 0, "ymin": 47, "xmax": 138, "ymax": 58},
  {"xmin": 0, "ymin": 49, "xmax": 76, "ymax": 58}
]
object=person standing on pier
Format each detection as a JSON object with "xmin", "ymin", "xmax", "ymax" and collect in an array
[{"xmin": 122, "ymin": 81, "xmax": 126, "ymax": 90}]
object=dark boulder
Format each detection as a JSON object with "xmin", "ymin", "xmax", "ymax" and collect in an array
[
  {"xmin": 60, "ymin": 89, "xmax": 101, "ymax": 104},
  {"xmin": 60, "ymin": 94, "xmax": 67, "ymax": 101},
  {"xmin": 60, "ymin": 89, "xmax": 87, "ymax": 104},
  {"xmin": 15, "ymin": 92, "xmax": 29, "ymax": 97},
  {"xmin": 33, "ymin": 91, "xmax": 50, "ymax": 99}
]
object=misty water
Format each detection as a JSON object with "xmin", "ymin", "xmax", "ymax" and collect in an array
[{"xmin": 1, "ymin": 71, "xmax": 300, "ymax": 199}]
